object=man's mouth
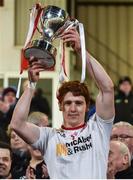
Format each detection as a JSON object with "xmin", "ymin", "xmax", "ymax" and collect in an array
[
  {"xmin": 68, "ymin": 114, "xmax": 78, "ymax": 118},
  {"xmin": 0, "ymin": 166, "xmax": 5, "ymax": 171}
]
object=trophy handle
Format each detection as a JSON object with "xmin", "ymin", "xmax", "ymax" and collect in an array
[
  {"xmin": 65, "ymin": 19, "xmax": 79, "ymax": 31},
  {"xmin": 52, "ymin": 19, "xmax": 79, "ymax": 40},
  {"xmin": 79, "ymin": 23, "xmax": 86, "ymax": 83},
  {"xmin": 24, "ymin": 3, "xmax": 42, "ymax": 49}
]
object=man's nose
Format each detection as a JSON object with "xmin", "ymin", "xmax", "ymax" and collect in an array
[
  {"xmin": 0, "ymin": 158, "xmax": 4, "ymax": 164},
  {"xmin": 117, "ymin": 137, "xmax": 125, "ymax": 142},
  {"xmin": 70, "ymin": 103, "xmax": 76, "ymax": 111},
  {"xmin": 12, "ymin": 135, "xmax": 19, "ymax": 141}
]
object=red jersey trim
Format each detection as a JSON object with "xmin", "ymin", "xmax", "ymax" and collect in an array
[{"xmin": 61, "ymin": 123, "xmax": 86, "ymax": 130}]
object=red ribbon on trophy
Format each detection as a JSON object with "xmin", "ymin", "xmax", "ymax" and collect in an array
[{"xmin": 16, "ymin": 3, "xmax": 43, "ymax": 98}]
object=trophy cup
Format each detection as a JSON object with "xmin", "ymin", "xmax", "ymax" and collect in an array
[
  {"xmin": 23, "ymin": 4, "xmax": 78, "ymax": 69},
  {"xmin": 16, "ymin": 4, "xmax": 86, "ymax": 99}
]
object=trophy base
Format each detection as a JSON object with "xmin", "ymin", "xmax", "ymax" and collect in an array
[{"xmin": 24, "ymin": 40, "xmax": 57, "ymax": 69}]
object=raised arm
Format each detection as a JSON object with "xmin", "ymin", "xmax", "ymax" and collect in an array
[
  {"xmin": 86, "ymin": 52, "xmax": 114, "ymax": 120},
  {"xmin": 61, "ymin": 28, "xmax": 115, "ymax": 120},
  {"xmin": 10, "ymin": 58, "xmax": 44, "ymax": 144}
]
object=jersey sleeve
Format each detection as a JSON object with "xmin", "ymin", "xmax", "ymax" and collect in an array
[
  {"xmin": 89, "ymin": 113, "xmax": 114, "ymax": 153},
  {"xmin": 31, "ymin": 127, "xmax": 54, "ymax": 156}
]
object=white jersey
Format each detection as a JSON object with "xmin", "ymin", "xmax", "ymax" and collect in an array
[{"xmin": 32, "ymin": 113, "xmax": 114, "ymax": 179}]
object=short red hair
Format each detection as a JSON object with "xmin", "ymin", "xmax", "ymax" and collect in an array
[{"xmin": 57, "ymin": 81, "xmax": 90, "ymax": 107}]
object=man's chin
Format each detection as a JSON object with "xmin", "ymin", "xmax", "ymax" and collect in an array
[
  {"xmin": 0, "ymin": 175, "xmax": 6, "ymax": 179},
  {"xmin": 68, "ymin": 119, "xmax": 80, "ymax": 126},
  {"xmin": 0, "ymin": 172, "xmax": 10, "ymax": 179}
]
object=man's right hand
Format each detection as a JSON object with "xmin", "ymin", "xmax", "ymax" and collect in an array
[{"xmin": 28, "ymin": 56, "xmax": 44, "ymax": 82}]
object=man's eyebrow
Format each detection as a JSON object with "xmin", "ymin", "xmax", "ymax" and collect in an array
[
  {"xmin": 64, "ymin": 100, "xmax": 84, "ymax": 103},
  {"xmin": 64, "ymin": 100, "xmax": 72, "ymax": 102}
]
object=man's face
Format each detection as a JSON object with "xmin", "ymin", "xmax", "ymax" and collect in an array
[
  {"xmin": 119, "ymin": 81, "xmax": 132, "ymax": 95},
  {"xmin": 40, "ymin": 114, "xmax": 49, "ymax": 127},
  {"xmin": 61, "ymin": 92, "xmax": 87, "ymax": 127},
  {"xmin": 108, "ymin": 141, "xmax": 124, "ymax": 174},
  {"xmin": 111, "ymin": 126, "xmax": 133, "ymax": 154},
  {"xmin": 28, "ymin": 146, "xmax": 42, "ymax": 160},
  {"xmin": 10, "ymin": 131, "xmax": 28, "ymax": 151},
  {"xmin": 4, "ymin": 92, "xmax": 16, "ymax": 105},
  {"xmin": 0, "ymin": 148, "xmax": 11, "ymax": 178}
]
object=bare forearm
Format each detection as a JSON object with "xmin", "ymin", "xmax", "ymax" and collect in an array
[
  {"xmin": 79, "ymin": 51, "xmax": 115, "ymax": 119},
  {"xmin": 10, "ymin": 87, "xmax": 35, "ymax": 129},
  {"xmin": 86, "ymin": 52, "xmax": 114, "ymax": 92}
]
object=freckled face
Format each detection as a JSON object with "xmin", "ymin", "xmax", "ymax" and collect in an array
[{"xmin": 61, "ymin": 92, "xmax": 87, "ymax": 127}]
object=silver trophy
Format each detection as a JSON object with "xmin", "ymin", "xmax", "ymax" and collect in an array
[{"xmin": 24, "ymin": 5, "xmax": 78, "ymax": 69}]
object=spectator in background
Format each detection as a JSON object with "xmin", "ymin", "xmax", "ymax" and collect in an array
[
  {"xmin": 107, "ymin": 140, "xmax": 132, "ymax": 179},
  {"xmin": 26, "ymin": 146, "xmax": 49, "ymax": 179},
  {"xmin": 23, "ymin": 80, "xmax": 51, "ymax": 118},
  {"xmin": 9, "ymin": 130, "xmax": 31, "ymax": 179},
  {"xmin": 111, "ymin": 121, "xmax": 133, "ymax": 178},
  {"xmin": 26, "ymin": 111, "xmax": 49, "ymax": 179},
  {"xmin": 114, "ymin": 76, "xmax": 133, "ymax": 124},
  {"xmin": 111, "ymin": 122, "xmax": 133, "ymax": 160},
  {"xmin": 30, "ymin": 88, "xmax": 51, "ymax": 118},
  {"xmin": 0, "ymin": 87, "xmax": 17, "ymax": 132},
  {"xmin": 28, "ymin": 111, "xmax": 49, "ymax": 127},
  {"xmin": 10, "ymin": 130, "xmax": 28, "ymax": 151},
  {"xmin": 0, "ymin": 141, "xmax": 12, "ymax": 179}
]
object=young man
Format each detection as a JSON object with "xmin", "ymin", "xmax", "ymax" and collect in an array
[{"xmin": 10, "ymin": 28, "xmax": 115, "ymax": 178}]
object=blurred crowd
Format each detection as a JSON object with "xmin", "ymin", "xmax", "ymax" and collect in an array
[{"xmin": 0, "ymin": 80, "xmax": 50, "ymax": 179}]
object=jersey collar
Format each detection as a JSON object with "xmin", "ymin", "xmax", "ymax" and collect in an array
[{"xmin": 61, "ymin": 123, "xmax": 86, "ymax": 130}]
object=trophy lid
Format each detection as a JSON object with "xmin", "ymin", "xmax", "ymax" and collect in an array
[
  {"xmin": 41, "ymin": 5, "xmax": 69, "ymax": 41},
  {"xmin": 42, "ymin": 5, "xmax": 68, "ymax": 20}
]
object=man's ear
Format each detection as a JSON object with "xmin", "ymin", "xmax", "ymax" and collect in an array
[
  {"xmin": 86, "ymin": 104, "xmax": 89, "ymax": 112},
  {"xmin": 123, "ymin": 154, "xmax": 129, "ymax": 165},
  {"xmin": 58, "ymin": 102, "xmax": 63, "ymax": 111},
  {"xmin": 86, "ymin": 107, "xmax": 89, "ymax": 112}
]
